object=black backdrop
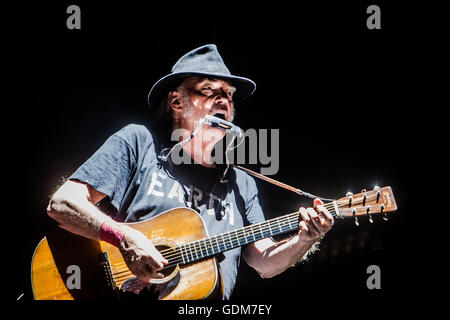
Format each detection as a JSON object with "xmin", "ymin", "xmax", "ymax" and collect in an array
[{"xmin": 11, "ymin": 0, "xmax": 433, "ymax": 315}]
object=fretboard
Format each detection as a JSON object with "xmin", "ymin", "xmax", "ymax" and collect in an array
[{"xmin": 171, "ymin": 203, "xmax": 340, "ymax": 265}]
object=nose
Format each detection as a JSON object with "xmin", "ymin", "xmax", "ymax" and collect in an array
[{"xmin": 215, "ymin": 89, "xmax": 232, "ymax": 106}]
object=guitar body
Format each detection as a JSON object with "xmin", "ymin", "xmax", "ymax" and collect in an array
[{"xmin": 31, "ymin": 207, "xmax": 222, "ymax": 300}]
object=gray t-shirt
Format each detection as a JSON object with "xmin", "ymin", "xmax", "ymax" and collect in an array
[{"xmin": 69, "ymin": 124, "xmax": 265, "ymax": 299}]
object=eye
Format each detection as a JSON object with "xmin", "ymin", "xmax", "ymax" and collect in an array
[{"xmin": 201, "ymin": 87, "xmax": 214, "ymax": 95}]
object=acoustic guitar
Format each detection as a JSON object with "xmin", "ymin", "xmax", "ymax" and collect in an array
[{"xmin": 31, "ymin": 186, "xmax": 397, "ymax": 300}]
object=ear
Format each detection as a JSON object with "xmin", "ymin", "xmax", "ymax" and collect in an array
[{"xmin": 168, "ymin": 90, "xmax": 183, "ymax": 112}]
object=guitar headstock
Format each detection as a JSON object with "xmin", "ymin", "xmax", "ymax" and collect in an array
[{"xmin": 334, "ymin": 186, "xmax": 397, "ymax": 225}]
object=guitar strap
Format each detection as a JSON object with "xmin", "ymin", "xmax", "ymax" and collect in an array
[{"xmin": 231, "ymin": 164, "xmax": 335, "ymax": 202}]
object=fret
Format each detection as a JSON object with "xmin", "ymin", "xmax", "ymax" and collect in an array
[
  {"xmin": 213, "ymin": 236, "xmax": 220, "ymax": 253},
  {"xmin": 233, "ymin": 230, "xmax": 240, "ymax": 247},
  {"xmin": 244, "ymin": 228, "xmax": 253, "ymax": 243},
  {"xmin": 183, "ymin": 244, "xmax": 191, "ymax": 264},
  {"xmin": 278, "ymin": 219, "xmax": 285, "ymax": 233},
  {"xmin": 188, "ymin": 244, "xmax": 193, "ymax": 263},
  {"xmin": 180, "ymin": 245, "xmax": 186, "ymax": 264},
  {"xmin": 223, "ymin": 235, "xmax": 229, "ymax": 251},
  {"xmin": 279, "ymin": 219, "xmax": 285, "ymax": 233},
  {"xmin": 190, "ymin": 243, "xmax": 196, "ymax": 261},
  {"xmin": 206, "ymin": 238, "xmax": 214, "ymax": 255},
  {"xmin": 267, "ymin": 221, "xmax": 273, "ymax": 236},
  {"xmin": 222, "ymin": 234, "xmax": 229, "ymax": 250},
  {"xmin": 287, "ymin": 217, "xmax": 295, "ymax": 230},
  {"xmin": 276, "ymin": 219, "xmax": 283, "ymax": 233},
  {"xmin": 223, "ymin": 235, "xmax": 230, "ymax": 251},
  {"xmin": 289, "ymin": 214, "xmax": 297, "ymax": 230},
  {"xmin": 206, "ymin": 238, "xmax": 213, "ymax": 256},
  {"xmin": 265, "ymin": 223, "xmax": 271, "ymax": 237},
  {"xmin": 215, "ymin": 235, "xmax": 221, "ymax": 251},
  {"xmin": 198, "ymin": 240, "xmax": 204, "ymax": 259},
  {"xmin": 228, "ymin": 231, "xmax": 239, "ymax": 248},
  {"xmin": 251, "ymin": 226, "xmax": 260, "ymax": 241},
  {"xmin": 259, "ymin": 222, "xmax": 267, "ymax": 238},
  {"xmin": 226, "ymin": 233, "xmax": 233, "ymax": 250},
  {"xmin": 282, "ymin": 218, "xmax": 292, "ymax": 232},
  {"xmin": 256, "ymin": 224, "xmax": 262, "ymax": 239},
  {"xmin": 210, "ymin": 236, "xmax": 216, "ymax": 254},
  {"xmin": 237, "ymin": 229, "xmax": 245, "ymax": 246},
  {"xmin": 195, "ymin": 242, "xmax": 201, "ymax": 259},
  {"xmin": 189, "ymin": 243, "xmax": 197, "ymax": 261},
  {"xmin": 287, "ymin": 218, "xmax": 293, "ymax": 230},
  {"xmin": 218, "ymin": 235, "xmax": 226, "ymax": 251}
]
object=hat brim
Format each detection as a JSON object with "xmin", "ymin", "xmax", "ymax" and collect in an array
[{"xmin": 147, "ymin": 72, "xmax": 256, "ymax": 109}]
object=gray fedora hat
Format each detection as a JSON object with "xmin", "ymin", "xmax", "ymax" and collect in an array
[{"xmin": 147, "ymin": 44, "xmax": 256, "ymax": 109}]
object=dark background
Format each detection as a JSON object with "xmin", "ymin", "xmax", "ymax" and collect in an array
[{"xmin": 11, "ymin": 0, "xmax": 435, "ymax": 316}]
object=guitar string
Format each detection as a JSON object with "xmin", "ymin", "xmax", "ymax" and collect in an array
[
  {"xmin": 110, "ymin": 196, "xmax": 375, "ymax": 273},
  {"xmin": 110, "ymin": 207, "xmax": 331, "ymax": 281},
  {"xmin": 111, "ymin": 210, "xmax": 306, "ymax": 269},
  {"xmin": 112, "ymin": 207, "xmax": 385, "ymax": 292},
  {"xmin": 129, "ymin": 200, "xmax": 337, "ymax": 261},
  {"xmin": 110, "ymin": 212, "xmax": 304, "ymax": 281},
  {"xmin": 112, "ymin": 197, "xmax": 386, "ymax": 293},
  {"xmin": 112, "ymin": 199, "xmax": 345, "ymax": 267},
  {"xmin": 111, "ymin": 201, "xmax": 343, "ymax": 272},
  {"xmin": 113, "ymin": 199, "xmax": 381, "ymax": 276},
  {"xmin": 111, "ymin": 212, "xmax": 305, "ymax": 287},
  {"xmin": 155, "ymin": 199, "xmax": 339, "ymax": 258},
  {"xmin": 110, "ymin": 202, "xmax": 349, "ymax": 289},
  {"xmin": 110, "ymin": 194, "xmax": 382, "ymax": 283}
]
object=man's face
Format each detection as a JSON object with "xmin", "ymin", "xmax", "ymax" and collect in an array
[
  {"xmin": 177, "ymin": 76, "xmax": 236, "ymax": 127},
  {"xmin": 169, "ymin": 76, "xmax": 237, "ymax": 165}
]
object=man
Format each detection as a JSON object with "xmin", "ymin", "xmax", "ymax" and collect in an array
[{"xmin": 47, "ymin": 44, "xmax": 334, "ymax": 299}]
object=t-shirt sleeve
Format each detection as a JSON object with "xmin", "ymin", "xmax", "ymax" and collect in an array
[
  {"xmin": 242, "ymin": 173, "xmax": 266, "ymax": 226},
  {"xmin": 69, "ymin": 125, "xmax": 146, "ymax": 210}
]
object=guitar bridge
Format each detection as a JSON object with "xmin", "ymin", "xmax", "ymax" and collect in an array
[{"xmin": 98, "ymin": 252, "xmax": 118, "ymax": 297}]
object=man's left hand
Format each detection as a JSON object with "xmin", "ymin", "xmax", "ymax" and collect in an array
[{"xmin": 298, "ymin": 198, "xmax": 334, "ymax": 243}]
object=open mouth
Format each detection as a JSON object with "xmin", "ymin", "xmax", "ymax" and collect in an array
[
  {"xmin": 212, "ymin": 112, "xmax": 226, "ymax": 120},
  {"xmin": 210, "ymin": 107, "xmax": 228, "ymax": 121}
]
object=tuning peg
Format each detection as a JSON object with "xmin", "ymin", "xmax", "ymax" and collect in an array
[
  {"xmin": 346, "ymin": 191, "xmax": 353, "ymax": 207},
  {"xmin": 381, "ymin": 204, "xmax": 388, "ymax": 221},
  {"xmin": 373, "ymin": 186, "xmax": 381, "ymax": 203},
  {"xmin": 361, "ymin": 189, "xmax": 367, "ymax": 193},
  {"xmin": 352, "ymin": 209, "xmax": 359, "ymax": 226},
  {"xmin": 366, "ymin": 207, "xmax": 373, "ymax": 223}
]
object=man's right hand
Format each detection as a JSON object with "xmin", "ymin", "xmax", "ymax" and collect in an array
[{"xmin": 118, "ymin": 225, "xmax": 168, "ymax": 283}]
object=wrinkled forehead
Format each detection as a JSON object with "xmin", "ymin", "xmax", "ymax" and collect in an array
[{"xmin": 181, "ymin": 76, "xmax": 236, "ymax": 92}]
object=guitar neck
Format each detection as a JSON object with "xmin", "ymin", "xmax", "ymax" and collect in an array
[{"xmin": 173, "ymin": 203, "xmax": 341, "ymax": 266}]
